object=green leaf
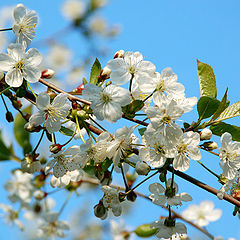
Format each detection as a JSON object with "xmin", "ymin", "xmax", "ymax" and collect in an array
[
  {"xmin": 211, "ymin": 88, "xmax": 229, "ymax": 121},
  {"xmin": 197, "ymin": 59, "xmax": 217, "ymax": 98},
  {"xmin": 122, "ymin": 100, "xmax": 144, "ymax": 119},
  {"xmin": 197, "ymin": 96, "xmax": 220, "ymax": 120},
  {"xmin": 90, "ymin": 58, "xmax": 101, "ymax": 85},
  {"xmin": 0, "ymin": 131, "xmax": 11, "ymax": 161},
  {"xmin": 101, "ymin": 158, "xmax": 112, "ymax": 171},
  {"xmin": 210, "ymin": 122, "xmax": 240, "ymax": 141},
  {"xmin": 14, "ymin": 105, "xmax": 32, "ymax": 154},
  {"xmin": 138, "ymin": 127, "xmax": 146, "ymax": 136},
  {"xmin": 59, "ymin": 126, "xmax": 74, "ymax": 136},
  {"xmin": 83, "ymin": 159, "xmax": 95, "ymax": 176},
  {"xmin": 134, "ymin": 224, "xmax": 157, "ymax": 238},
  {"xmin": 215, "ymin": 101, "xmax": 240, "ymax": 122}
]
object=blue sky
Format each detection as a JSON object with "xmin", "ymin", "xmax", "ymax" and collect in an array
[{"xmin": 0, "ymin": 0, "xmax": 240, "ymax": 239}]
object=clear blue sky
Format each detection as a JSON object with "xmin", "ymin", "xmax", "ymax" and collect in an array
[{"xmin": 0, "ymin": 0, "xmax": 240, "ymax": 239}]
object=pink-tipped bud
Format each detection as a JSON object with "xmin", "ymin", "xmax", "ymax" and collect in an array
[
  {"xmin": 202, "ymin": 141, "xmax": 218, "ymax": 150},
  {"xmin": 49, "ymin": 144, "xmax": 62, "ymax": 154},
  {"xmin": 73, "ymin": 83, "xmax": 84, "ymax": 94},
  {"xmin": 99, "ymin": 66, "xmax": 112, "ymax": 81},
  {"xmin": 41, "ymin": 69, "xmax": 55, "ymax": 79},
  {"xmin": 114, "ymin": 50, "xmax": 125, "ymax": 58},
  {"xmin": 200, "ymin": 128, "xmax": 212, "ymax": 140}
]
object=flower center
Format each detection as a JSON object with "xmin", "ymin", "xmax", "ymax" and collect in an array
[
  {"xmin": 100, "ymin": 93, "xmax": 112, "ymax": 103},
  {"xmin": 162, "ymin": 115, "xmax": 171, "ymax": 124},
  {"xmin": 177, "ymin": 144, "xmax": 188, "ymax": 154},
  {"xmin": 127, "ymin": 65, "xmax": 137, "ymax": 74},
  {"xmin": 154, "ymin": 145, "xmax": 165, "ymax": 155},
  {"xmin": 156, "ymin": 79, "xmax": 165, "ymax": 92},
  {"xmin": 15, "ymin": 59, "xmax": 25, "ymax": 70},
  {"xmin": 18, "ymin": 16, "xmax": 37, "ymax": 40}
]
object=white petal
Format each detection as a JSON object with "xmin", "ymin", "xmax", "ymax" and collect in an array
[
  {"xmin": 149, "ymin": 183, "xmax": 165, "ymax": 194},
  {"xmin": 22, "ymin": 67, "xmax": 41, "ymax": 83},
  {"xmin": 53, "ymin": 163, "xmax": 66, "ymax": 178},
  {"xmin": 5, "ymin": 69, "xmax": 23, "ymax": 87},
  {"xmin": 0, "ymin": 53, "xmax": 14, "ymax": 71},
  {"xmin": 25, "ymin": 48, "xmax": 42, "ymax": 66},
  {"xmin": 36, "ymin": 93, "xmax": 50, "ymax": 110}
]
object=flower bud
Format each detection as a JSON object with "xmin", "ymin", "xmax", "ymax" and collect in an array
[
  {"xmin": 200, "ymin": 128, "xmax": 212, "ymax": 140},
  {"xmin": 126, "ymin": 172, "xmax": 137, "ymax": 187},
  {"xmin": 73, "ymin": 83, "xmax": 84, "ymax": 94},
  {"xmin": 202, "ymin": 141, "xmax": 218, "ymax": 150},
  {"xmin": 94, "ymin": 202, "xmax": 106, "ymax": 219},
  {"xmin": 98, "ymin": 67, "xmax": 112, "ymax": 82},
  {"xmin": 114, "ymin": 50, "xmax": 125, "ymax": 58},
  {"xmin": 33, "ymin": 190, "xmax": 47, "ymax": 201},
  {"xmin": 24, "ymin": 122, "xmax": 42, "ymax": 132},
  {"xmin": 41, "ymin": 69, "xmax": 55, "ymax": 79},
  {"xmin": 49, "ymin": 144, "xmax": 62, "ymax": 154},
  {"xmin": 6, "ymin": 111, "xmax": 14, "ymax": 122},
  {"xmin": 135, "ymin": 161, "xmax": 150, "ymax": 175}
]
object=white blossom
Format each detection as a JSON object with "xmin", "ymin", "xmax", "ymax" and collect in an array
[
  {"xmin": 61, "ymin": 0, "xmax": 86, "ymax": 20},
  {"xmin": 110, "ymin": 219, "xmax": 130, "ymax": 240},
  {"xmin": 140, "ymin": 125, "xmax": 177, "ymax": 168},
  {"xmin": 106, "ymin": 126, "xmax": 137, "ymax": 167},
  {"xmin": 144, "ymin": 98, "xmax": 183, "ymax": 145},
  {"xmin": 139, "ymin": 68, "xmax": 185, "ymax": 104},
  {"xmin": 4, "ymin": 170, "xmax": 33, "ymax": 203},
  {"xmin": 38, "ymin": 212, "xmax": 70, "ymax": 239},
  {"xmin": 12, "ymin": 4, "xmax": 38, "ymax": 46},
  {"xmin": 107, "ymin": 51, "xmax": 155, "ymax": 86},
  {"xmin": 29, "ymin": 93, "xmax": 71, "ymax": 134},
  {"xmin": 0, "ymin": 43, "xmax": 42, "ymax": 87},
  {"xmin": 181, "ymin": 201, "xmax": 222, "ymax": 227},
  {"xmin": 0, "ymin": 204, "xmax": 24, "ymax": 231},
  {"xmin": 149, "ymin": 179, "xmax": 192, "ymax": 207},
  {"xmin": 151, "ymin": 219, "xmax": 187, "ymax": 239},
  {"xmin": 101, "ymin": 186, "xmax": 122, "ymax": 217},
  {"xmin": 173, "ymin": 131, "xmax": 201, "ymax": 172},
  {"xmin": 50, "ymin": 169, "xmax": 83, "ymax": 188},
  {"xmin": 219, "ymin": 132, "xmax": 240, "ymax": 180},
  {"xmin": 45, "ymin": 146, "xmax": 80, "ymax": 178},
  {"xmin": 82, "ymin": 83, "xmax": 131, "ymax": 122},
  {"xmin": 46, "ymin": 45, "xmax": 72, "ymax": 72},
  {"xmin": 21, "ymin": 156, "xmax": 41, "ymax": 174}
]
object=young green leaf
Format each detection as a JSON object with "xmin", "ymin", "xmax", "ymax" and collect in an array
[
  {"xmin": 210, "ymin": 122, "xmax": 240, "ymax": 142},
  {"xmin": 14, "ymin": 105, "xmax": 32, "ymax": 154},
  {"xmin": 60, "ymin": 126, "xmax": 74, "ymax": 136},
  {"xmin": 138, "ymin": 127, "xmax": 147, "ymax": 136},
  {"xmin": 197, "ymin": 96, "xmax": 220, "ymax": 120},
  {"xmin": 210, "ymin": 88, "xmax": 229, "ymax": 121},
  {"xmin": 134, "ymin": 224, "xmax": 157, "ymax": 238},
  {"xmin": 90, "ymin": 58, "xmax": 101, "ymax": 85},
  {"xmin": 215, "ymin": 101, "xmax": 240, "ymax": 122},
  {"xmin": 197, "ymin": 60, "xmax": 217, "ymax": 98}
]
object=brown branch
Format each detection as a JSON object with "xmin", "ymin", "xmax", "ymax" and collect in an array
[
  {"xmin": 167, "ymin": 166, "xmax": 240, "ymax": 207},
  {"xmin": 39, "ymin": 78, "xmax": 149, "ymax": 127},
  {"xmin": 38, "ymin": 78, "xmax": 91, "ymax": 105},
  {"xmin": 80, "ymin": 177, "xmax": 214, "ymax": 240}
]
